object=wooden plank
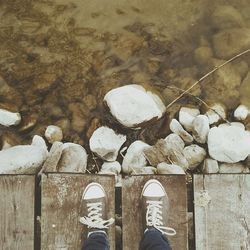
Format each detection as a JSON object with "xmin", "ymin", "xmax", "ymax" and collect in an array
[
  {"xmin": 41, "ymin": 173, "xmax": 115, "ymax": 250},
  {"xmin": 194, "ymin": 174, "xmax": 250, "ymax": 250},
  {"xmin": 122, "ymin": 175, "xmax": 188, "ymax": 250},
  {"xmin": 0, "ymin": 175, "xmax": 35, "ymax": 250}
]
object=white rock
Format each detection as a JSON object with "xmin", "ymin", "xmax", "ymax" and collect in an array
[
  {"xmin": 100, "ymin": 161, "xmax": 121, "ymax": 175},
  {"xmin": 90, "ymin": 126, "xmax": 126, "ymax": 161},
  {"xmin": 208, "ymin": 125, "xmax": 250, "ymax": 163},
  {"xmin": 57, "ymin": 143, "xmax": 87, "ymax": 173},
  {"xmin": 157, "ymin": 162, "xmax": 185, "ymax": 174},
  {"xmin": 202, "ymin": 158, "xmax": 219, "ymax": 173},
  {"xmin": 183, "ymin": 145, "xmax": 206, "ymax": 170},
  {"xmin": 218, "ymin": 122, "xmax": 245, "ymax": 130},
  {"xmin": 234, "ymin": 105, "xmax": 249, "ymax": 121},
  {"xmin": 122, "ymin": 140, "xmax": 150, "ymax": 174},
  {"xmin": 0, "ymin": 109, "xmax": 21, "ymax": 127},
  {"xmin": 45, "ymin": 125, "xmax": 63, "ymax": 143},
  {"xmin": 170, "ymin": 119, "xmax": 193, "ymax": 143},
  {"xmin": 32, "ymin": 135, "xmax": 48, "ymax": 153},
  {"xmin": 104, "ymin": 85, "xmax": 165, "ymax": 128},
  {"xmin": 206, "ymin": 104, "xmax": 226, "ymax": 125},
  {"xmin": 0, "ymin": 145, "xmax": 47, "ymax": 174},
  {"xmin": 179, "ymin": 107, "xmax": 200, "ymax": 131},
  {"xmin": 219, "ymin": 162, "xmax": 249, "ymax": 173},
  {"xmin": 192, "ymin": 115, "xmax": 210, "ymax": 144},
  {"xmin": 164, "ymin": 133, "xmax": 185, "ymax": 152}
]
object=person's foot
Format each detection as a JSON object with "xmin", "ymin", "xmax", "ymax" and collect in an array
[
  {"xmin": 141, "ymin": 179, "xmax": 176, "ymax": 236},
  {"xmin": 79, "ymin": 182, "xmax": 114, "ymax": 236}
]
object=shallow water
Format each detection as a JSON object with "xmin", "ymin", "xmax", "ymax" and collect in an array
[{"xmin": 0, "ymin": 0, "xmax": 250, "ymax": 171}]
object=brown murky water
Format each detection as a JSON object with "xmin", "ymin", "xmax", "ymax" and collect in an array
[{"xmin": 0, "ymin": 0, "xmax": 250, "ymax": 172}]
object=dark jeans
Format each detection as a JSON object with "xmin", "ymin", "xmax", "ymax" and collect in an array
[{"xmin": 82, "ymin": 228, "xmax": 171, "ymax": 250}]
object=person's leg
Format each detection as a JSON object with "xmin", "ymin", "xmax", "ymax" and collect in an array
[
  {"xmin": 139, "ymin": 228, "xmax": 172, "ymax": 250},
  {"xmin": 139, "ymin": 179, "xmax": 176, "ymax": 250},
  {"xmin": 79, "ymin": 182, "xmax": 114, "ymax": 250}
]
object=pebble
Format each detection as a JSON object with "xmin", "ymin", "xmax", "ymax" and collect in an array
[
  {"xmin": 100, "ymin": 161, "xmax": 121, "ymax": 175},
  {"xmin": 144, "ymin": 139, "xmax": 189, "ymax": 170},
  {"xmin": 122, "ymin": 140, "xmax": 150, "ymax": 174},
  {"xmin": 0, "ymin": 109, "xmax": 21, "ymax": 127},
  {"xmin": 234, "ymin": 104, "xmax": 249, "ymax": 121},
  {"xmin": 208, "ymin": 125, "xmax": 250, "ymax": 163},
  {"xmin": 202, "ymin": 158, "xmax": 219, "ymax": 174},
  {"xmin": 104, "ymin": 85, "xmax": 165, "ymax": 128},
  {"xmin": 183, "ymin": 145, "xmax": 206, "ymax": 170},
  {"xmin": 192, "ymin": 115, "xmax": 210, "ymax": 144},
  {"xmin": 157, "ymin": 162, "xmax": 185, "ymax": 174},
  {"xmin": 57, "ymin": 143, "xmax": 88, "ymax": 173},
  {"xmin": 205, "ymin": 103, "xmax": 226, "ymax": 125},
  {"xmin": 45, "ymin": 125, "xmax": 63, "ymax": 143},
  {"xmin": 0, "ymin": 145, "xmax": 47, "ymax": 174},
  {"xmin": 169, "ymin": 119, "xmax": 193, "ymax": 143},
  {"xmin": 90, "ymin": 126, "xmax": 126, "ymax": 162},
  {"xmin": 219, "ymin": 162, "xmax": 249, "ymax": 173},
  {"xmin": 164, "ymin": 133, "xmax": 185, "ymax": 152},
  {"xmin": 179, "ymin": 107, "xmax": 200, "ymax": 132}
]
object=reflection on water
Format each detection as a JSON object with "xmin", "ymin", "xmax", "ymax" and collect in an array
[{"xmin": 0, "ymin": 0, "xmax": 250, "ymax": 161}]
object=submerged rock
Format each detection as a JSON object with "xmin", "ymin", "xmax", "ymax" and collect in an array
[
  {"xmin": 240, "ymin": 71, "xmax": 250, "ymax": 107},
  {"xmin": 183, "ymin": 145, "xmax": 206, "ymax": 170},
  {"xmin": 157, "ymin": 162, "xmax": 185, "ymax": 174},
  {"xmin": 57, "ymin": 143, "xmax": 87, "ymax": 173},
  {"xmin": 208, "ymin": 125, "xmax": 250, "ymax": 163},
  {"xmin": 122, "ymin": 140, "xmax": 150, "ymax": 174},
  {"xmin": 0, "ymin": 109, "xmax": 21, "ymax": 127},
  {"xmin": 90, "ymin": 126, "xmax": 126, "ymax": 162},
  {"xmin": 192, "ymin": 115, "xmax": 210, "ymax": 144},
  {"xmin": 0, "ymin": 145, "xmax": 47, "ymax": 174},
  {"xmin": 104, "ymin": 85, "xmax": 165, "ymax": 128},
  {"xmin": 179, "ymin": 107, "xmax": 200, "ymax": 132},
  {"xmin": 211, "ymin": 5, "xmax": 244, "ymax": 30},
  {"xmin": 45, "ymin": 125, "xmax": 63, "ymax": 143},
  {"xmin": 213, "ymin": 28, "xmax": 250, "ymax": 59},
  {"xmin": 169, "ymin": 119, "xmax": 193, "ymax": 143},
  {"xmin": 194, "ymin": 46, "xmax": 213, "ymax": 66}
]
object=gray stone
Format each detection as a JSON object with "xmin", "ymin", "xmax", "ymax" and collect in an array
[
  {"xmin": 122, "ymin": 140, "xmax": 150, "ymax": 174},
  {"xmin": 100, "ymin": 161, "xmax": 121, "ymax": 175},
  {"xmin": 169, "ymin": 119, "xmax": 193, "ymax": 143},
  {"xmin": 0, "ymin": 109, "xmax": 21, "ymax": 127},
  {"xmin": 179, "ymin": 107, "xmax": 200, "ymax": 131},
  {"xmin": 90, "ymin": 126, "xmax": 126, "ymax": 162},
  {"xmin": 104, "ymin": 85, "xmax": 165, "ymax": 128},
  {"xmin": 192, "ymin": 115, "xmax": 210, "ymax": 144},
  {"xmin": 157, "ymin": 162, "xmax": 185, "ymax": 174},
  {"xmin": 0, "ymin": 145, "xmax": 47, "ymax": 174},
  {"xmin": 202, "ymin": 158, "xmax": 219, "ymax": 174},
  {"xmin": 205, "ymin": 103, "xmax": 226, "ymax": 125},
  {"xmin": 57, "ymin": 143, "xmax": 88, "ymax": 173},
  {"xmin": 45, "ymin": 125, "xmax": 63, "ymax": 143},
  {"xmin": 234, "ymin": 105, "xmax": 249, "ymax": 121},
  {"xmin": 183, "ymin": 145, "xmax": 206, "ymax": 170}
]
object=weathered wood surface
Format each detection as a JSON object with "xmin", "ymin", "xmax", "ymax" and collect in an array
[
  {"xmin": 122, "ymin": 175, "xmax": 188, "ymax": 250},
  {"xmin": 41, "ymin": 173, "xmax": 115, "ymax": 250},
  {"xmin": 194, "ymin": 174, "xmax": 250, "ymax": 250},
  {"xmin": 0, "ymin": 175, "xmax": 35, "ymax": 250}
]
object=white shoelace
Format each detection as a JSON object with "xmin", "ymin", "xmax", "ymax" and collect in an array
[
  {"xmin": 146, "ymin": 200, "xmax": 176, "ymax": 236},
  {"xmin": 79, "ymin": 202, "xmax": 114, "ymax": 229}
]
